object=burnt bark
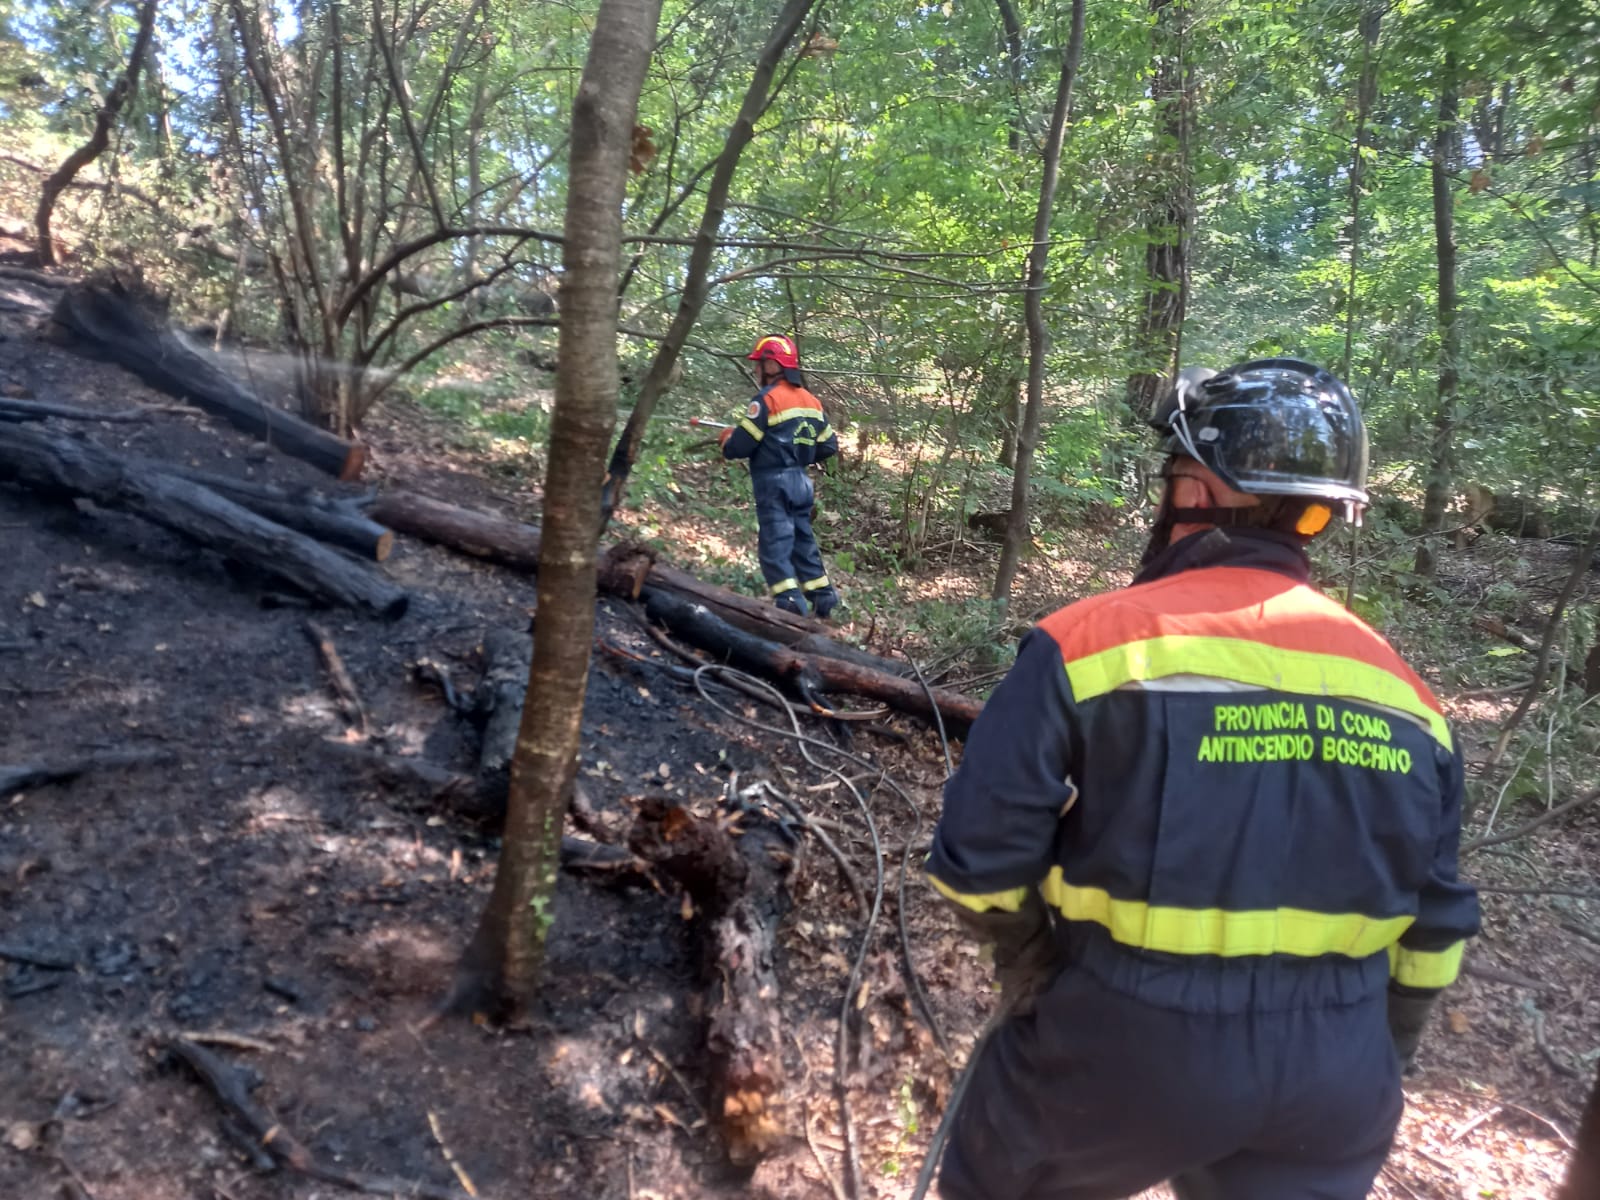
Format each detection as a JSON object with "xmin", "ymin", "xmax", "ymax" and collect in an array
[
  {"xmin": 0, "ymin": 424, "xmax": 406, "ymax": 617},
  {"xmin": 1416, "ymin": 67, "xmax": 1460, "ymax": 579},
  {"xmin": 34, "ymin": 0, "xmax": 158, "ymax": 266},
  {"xmin": 642, "ymin": 585, "xmax": 983, "ymax": 733},
  {"xmin": 629, "ymin": 795, "xmax": 790, "ymax": 1165},
  {"xmin": 52, "ymin": 283, "xmax": 366, "ymax": 479},
  {"xmin": 599, "ymin": 0, "xmax": 818, "ymax": 528},
  {"xmin": 368, "ymin": 489, "xmax": 905, "ymax": 670},
  {"xmin": 993, "ymin": 0, "xmax": 1087, "ymax": 607},
  {"xmin": 473, "ymin": 628, "xmax": 534, "ymax": 816},
  {"xmin": 1560, "ymin": 1059, "xmax": 1600, "ymax": 1200},
  {"xmin": 453, "ymin": 0, "xmax": 662, "ymax": 1016},
  {"xmin": 166, "ymin": 465, "xmax": 393, "ymax": 559}
]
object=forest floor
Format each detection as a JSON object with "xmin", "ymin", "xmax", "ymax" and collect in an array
[{"xmin": 0, "ymin": 261, "xmax": 1596, "ymax": 1200}]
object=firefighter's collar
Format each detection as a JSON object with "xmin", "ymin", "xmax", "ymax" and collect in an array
[{"xmin": 1132, "ymin": 527, "xmax": 1311, "ymax": 587}]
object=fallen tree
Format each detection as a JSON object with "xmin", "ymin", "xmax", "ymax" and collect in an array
[
  {"xmin": 628, "ymin": 794, "xmax": 791, "ymax": 1166},
  {"xmin": 0, "ymin": 423, "xmax": 407, "ymax": 617},
  {"xmin": 368, "ymin": 489, "xmax": 870, "ymax": 653},
  {"xmin": 642, "ymin": 586, "xmax": 983, "ymax": 732},
  {"xmin": 363, "ymin": 489, "xmax": 982, "ymax": 730},
  {"xmin": 166, "ymin": 464, "xmax": 392, "ymax": 561},
  {"xmin": 51, "ymin": 281, "xmax": 367, "ymax": 480},
  {"xmin": 0, "ymin": 748, "xmax": 174, "ymax": 797}
]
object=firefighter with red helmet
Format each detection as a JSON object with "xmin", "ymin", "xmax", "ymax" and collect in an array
[
  {"xmin": 927, "ymin": 359, "xmax": 1479, "ymax": 1200},
  {"xmin": 718, "ymin": 334, "xmax": 841, "ymax": 618}
]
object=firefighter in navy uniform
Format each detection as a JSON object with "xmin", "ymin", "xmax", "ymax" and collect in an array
[
  {"xmin": 927, "ymin": 359, "xmax": 1480, "ymax": 1200},
  {"xmin": 719, "ymin": 335, "xmax": 841, "ymax": 618}
]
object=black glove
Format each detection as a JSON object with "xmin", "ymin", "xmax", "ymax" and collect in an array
[
  {"xmin": 950, "ymin": 889, "xmax": 1060, "ymax": 1016},
  {"xmin": 1387, "ymin": 985, "xmax": 1439, "ymax": 1074}
]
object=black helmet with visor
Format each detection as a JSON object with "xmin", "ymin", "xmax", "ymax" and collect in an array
[{"xmin": 1149, "ymin": 358, "xmax": 1370, "ymax": 517}]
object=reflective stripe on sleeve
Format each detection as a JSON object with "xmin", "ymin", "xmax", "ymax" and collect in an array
[
  {"xmin": 927, "ymin": 874, "xmax": 1030, "ymax": 913},
  {"xmin": 1388, "ymin": 940, "xmax": 1465, "ymax": 989}
]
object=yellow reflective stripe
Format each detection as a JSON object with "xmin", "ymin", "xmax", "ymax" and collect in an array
[
  {"xmin": 768, "ymin": 407, "xmax": 827, "ymax": 425},
  {"xmin": 1040, "ymin": 868, "xmax": 1414, "ymax": 958},
  {"xmin": 1388, "ymin": 941, "xmax": 1465, "ymax": 989},
  {"xmin": 802, "ymin": 576, "xmax": 831, "ymax": 591},
  {"xmin": 737, "ymin": 417, "xmax": 765, "ymax": 441},
  {"xmin": 769, "ymin": 578, "xmax": 800, "ymax": 595},
  {"xmin": 1064, "ymin": 635, "xmax": 1452, "ymax": 751},
  {"xmin": 928, "ymin": 874, "xmax": 1029, "ymax": 913}
]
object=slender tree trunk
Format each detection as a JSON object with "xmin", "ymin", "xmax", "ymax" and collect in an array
[
  {"xmin": 34, "ymin": 0, "xmax": 158, "ymax": 266},
  {"xmin": 599, "ymin": 0, "xmax": 817, "ymax": 529},
  {"xmin": 1416, "ymin": 68, "xmax": 1460, "ymax": 579},
  {"xmin": 1122, "ymin": 0, "xmax": 1192, "ymax": 421},
  {"xmin": 994, "ymin": 0, "xmax": 1024, "ymax": 153},
  {"xmin": 992, "ymin": 0, "xmax": 1087, "ymax": 608},
  {"xmin": 450, "ymin": 0, "xmax": 662, "ymax": 1017},
  {"xmin": 1563, "ymin": 1058, "xmax": 1600, "ymax": 1200},
  {"xmin": 1342, "ymin": 3, "xmax": 1382, "ymax": 380}
]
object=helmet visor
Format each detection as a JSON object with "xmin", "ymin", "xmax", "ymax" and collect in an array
[{"xmin": 1167, "ymin": 396, "xmax": 1369, "ymax": 505}]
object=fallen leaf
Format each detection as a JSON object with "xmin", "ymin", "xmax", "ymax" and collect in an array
[
  {"xmin": 4, "ymin": 1123, "xmax": 38, "ymax": 1151},
  {"xmin": 1448, "ymin": 1010, "xmax": 1471, "ymax": 1034},
  {"xmin": 26, "ymin": 592, "xmax": 46, "ymax": 608}
]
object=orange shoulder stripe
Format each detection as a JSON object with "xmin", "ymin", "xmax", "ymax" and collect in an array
[{"xmin": 1038, "ymin": 567, "xmax": 1443, "ymax": 718}]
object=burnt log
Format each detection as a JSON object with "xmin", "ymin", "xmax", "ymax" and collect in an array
[
  {"xmin": 369, "ymin": 490, "xmax": 869, "ymax": 650},
  {"xmin": 0, "ymin": 748, "xmax": 174, "ymax": 797},
  {"xmin": 629, "ymin": 794, "xmax": 791, "ymax": 1166},
  {"xmin": 474, "ymin": 628, "xmax": 533, "ymax": 817},
  {"xmin": 0, "ymin": 396, "xmax": 156, "ymax": 423},
  {"xmin": 166, "ymin": 465, "xmax": 393, "ymax": 560},
  {"xmin": 642, "ymin": 585, "xmax": 983, "ymax": 733},
  {"xmin": 51, "ymin": 282, "xmax": 366, "ymax": 479},
  {"xmin": 0, "ymin": 423, "xmax": 407, "ymax": 617},
  {"xmin": 366, "ymin": 489, "xmax": 980, "ymax": 729}
]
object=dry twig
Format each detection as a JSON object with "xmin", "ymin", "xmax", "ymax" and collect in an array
[
  {"xmin": 170, "ymin": 1038, "xmax": 478, "ymax": 1200},
  {"xmin": 303, "ymin": 619, "xmax": 369, "ymax": 735}
]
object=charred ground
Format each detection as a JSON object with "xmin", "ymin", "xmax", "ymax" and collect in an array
[{"xmin": 0, "ymin": 268, "xmax": 1594, "ymax": 1200}]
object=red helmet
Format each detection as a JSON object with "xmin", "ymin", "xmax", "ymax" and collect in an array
[{"xmin": 747, "ymin": 334, "xmax": 799, "ymax": 369}]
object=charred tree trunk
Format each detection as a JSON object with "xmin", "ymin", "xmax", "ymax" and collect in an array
[
  {"xmin": 1122, "ymin": 0, "xmax": 1192, "ymax": 422},
  {"xmin": 642, "ymin": 586, "xmax": 983, "ymax": 733},
  {"xmin": 165, "ymin": 465, "xmax": 393, "ymax": 560},
  {"xmin": 368, "ymin": 489, "xmax": 904, "ymax": 668},
  {"xmin": 1416, "ymin": 68, "xmax": 1461, "ymax": 580},
  {"xmin": 599, "ymin": 0, "xmax": 818, "ymax": 528},
  {"xmin": 993, "ymin": 0, "xmax": 1087, "ymax": 608},
  {"xmin": 52, "ymin": 283, "xmax": 366, "ymax": 479},
  {"xmin": 629, "ymin": 795, "xmax": 790, "ymax": 1165},
  {"xmin": 34, "ymin": 0, "xmax": 158, "ymax": 266},
  {"xmin": 473, "ymin": 628, "xmax": 534, "ymax": 820},
  {"xmin": 452, "ymin": 0, "xmax": 662, "ymax": 1017},
  {"xmin": 1563, "ymin": 1058, "xmax": 1600, "ymax": 1200},
  {"xmin": 0, "ymin": 424, "xmax": 407, "ymax": 617}
]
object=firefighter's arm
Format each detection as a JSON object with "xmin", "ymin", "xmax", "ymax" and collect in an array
[
  {"xmin": 719, "ymin": 397, "xmax": 767, "ymax": 460},
  {"xmin": 1387, "ymin": 740, "xmax": 1481, "ymax": 1068},
  {"xmin": 927, "ymin": 630, "xmax": 1078, "ymax": 1006},
  {"xmin": 813, "ymin": 419, "xmax": 839, "ymax": 462}
]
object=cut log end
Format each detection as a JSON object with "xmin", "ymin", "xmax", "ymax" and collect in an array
[{"xmin": 339, "ymin": 443, "xmax": 368, "ymax": 482}]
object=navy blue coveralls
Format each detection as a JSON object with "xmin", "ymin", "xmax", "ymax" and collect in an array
[
  {"xmin": 719, "ymin": 379, "xmax": 840, "ymax": 616},
  {"xmin": 927, "ymin": 530, "xmax": 1480, "ymax": 1200}
]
